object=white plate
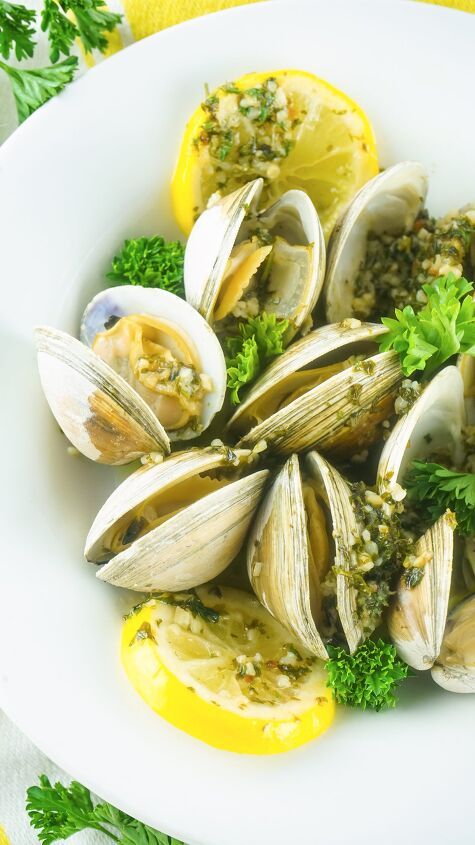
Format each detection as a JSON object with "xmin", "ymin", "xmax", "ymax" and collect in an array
[{"xmin": 0, "ymin": 1, "xmax": 474, "ymax": 843}]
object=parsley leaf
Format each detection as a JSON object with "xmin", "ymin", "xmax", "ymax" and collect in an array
[
  {"xmin": 65, "ymin": 0, "xmax": 122, "ymax": 55},
  {"xmin": 0, "ymin": 0, "xmax": 36, "ymax": 60},
  {"xmin": 0, "ymin": 55, "xmax": 78, "ymax": 122},
  {"xmin": 107, "ymin": 236, "xmax": 186, "ymax": 297},
  {"xmin": 326, "ymin": 639, "xmax": 409, "ymax": 710},
  {"xmin": 225, "ymin": 312, "xmax": 289, "ymax": 404},
  {"xmin": 379, "ymin": 273, "xmax": 475, "ymax": 376},
  {"xmin": 26, "ymin": 775, "xmax": 184, "ymax": 845},
  {"xmin": 40, "ymin": 0, "xmax": 122, "ymax": 61},
  {"xmin": 406, "ymin": 460, "xmax": 475, "ymax": 536},
  {"xmin": 41, "ymin": 0, "xmax": 77, "ymax": 63}
]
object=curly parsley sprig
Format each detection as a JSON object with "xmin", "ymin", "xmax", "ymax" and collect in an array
[
  {"xmin": 379, "ymin": 273, "xmax": 475, "ymax": 377},
  {"xmin": 225, "ymin": 312, "xmax": 289, "ymax": 404},
  {"xmin": 107, "ymin": 236, "xmax": 186, "ymax": 297},
  {"xmin": 326, "ymin": 639, "xmax": 409, "ymax": 711},
  {"xmin": 406, "ymin": 460, "xmax": 475, "ymax": 536},
  {"xmin": 26, "ymin": 775, "xmax": 184, "ymax": 845}
]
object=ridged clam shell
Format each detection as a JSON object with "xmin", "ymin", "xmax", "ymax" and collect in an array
[
  {"xmin": 236, "ymin": 350, "xmax": 401, "ymax": 458},
  {"xmin": 388, "ymin": 510, "xmax": 455, "ymax": 670},
  {"xmin": 324, "ymin": 161, "xmax": 428, "ymax": 322},
  {"xmin": 35, "ymin": 326, "xmax": 170, "ymax": 465},
  {"xmin": 80, "ymin": 285, "xmax": 227, "ymax": 441},
  {"xmin": 377, "ymin": 366, "xmax": 466, "ymax": 494},
  {"xmin": 247, "ymin": 452, "xmax": 363, "ymax": 657},
  {"xmin": 184, "ymin": 179, "xmax": 326, "ymax": 339},
  {"xmin": 431, "ymin": 595, "xmax": 475, "ymax": 693},
  {"xmin": 184, "ymin": 179, "xmax": 264, "ymax": 322},
  {"xmin": 94, "ymin": 449, "xmax": 269, "ymax": 592}
]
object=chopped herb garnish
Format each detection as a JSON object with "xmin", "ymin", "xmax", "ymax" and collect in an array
[{"xmin": 154, "ymin": 590, "xmax": 221, "ymax": 623}]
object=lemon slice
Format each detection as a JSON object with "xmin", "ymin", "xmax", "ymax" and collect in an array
[
  {"xmin": 122, "ymin": 586, "xmax": 334, "ymax": 754},
  {"xmin": 171, "ymin": 69, "xmax": 378, "ymax": 240}
]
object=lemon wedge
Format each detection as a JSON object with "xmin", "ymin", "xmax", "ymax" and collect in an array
[
  {"xmin": 122, "ymin": 586, "xmax": 334, "ymax": 754},
  {"xmin": 171, "ymin": 69, "xmax": 378, "ymax": 240}
]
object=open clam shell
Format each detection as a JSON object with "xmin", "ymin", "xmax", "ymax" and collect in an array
[
  {"xmin": 377, "ymin": 365, "xmax": 466, "ymax": 495},
  {"xmin": 35, "ymin": 326, "xmax": 170, "ymax": 464},
  {"xmin": 323, "ymin": 161, "xmax": 429, "ymax": 322},
  {"xmin": 184, "ymin": 178, "xmax": 325, "ymax": 340},
  {"xmin": 388, "ymin": 510, "xmax": 456, "ymax": 670},
  {"xmin": 228, "ymin": 321, "xmax": 401, "ymax": 458},
  {"xmin": 80, "ymin": 285, "xmax": 226, "ymax": 441},
  {"xmin": 90, "ymin": 447, "xmax": 269, "ymax": 592},
  {"xmin": 247, "ymin": 452, "xmax": 363, "ymax": 657},
  {"xmin": 431, "ymin": 595, "xmax": 475, "ymax": 693}
]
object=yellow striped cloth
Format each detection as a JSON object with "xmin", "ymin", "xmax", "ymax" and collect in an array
[{"xmin": 88, "ymin": 0, "xmax": 474, "ymax": 61}]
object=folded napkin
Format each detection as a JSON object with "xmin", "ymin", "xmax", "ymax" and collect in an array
[{"xmin": 0, "ymin": 0, "xmax": 472, "ymax": 841}]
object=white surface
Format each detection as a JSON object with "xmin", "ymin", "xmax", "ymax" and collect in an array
[
  {"xmin": 0, "ymin": 712, "xmax": 109, "ymax": 844},
  {"xmin": 0, "ymin": 1, "xmax": 474, "ymax": 843}
]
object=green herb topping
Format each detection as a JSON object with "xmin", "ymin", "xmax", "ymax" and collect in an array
[
  {"xmin": 379, "ymin": 273, "xmax": 475, "ymax": 377},
  {"xmin": 406, "ymin": 460, "xmax": 474, "ymax": 535},
  {"xmin": 107, "ymin": 236, "xmax": 186, "ymax": 296},
  {"xmin": 225, "ymin": 312, "xmax": 289, "ymax": 403},
  {"xmin": 153, "ymin": 590, "xmax": 221, "ymax": 623},
  {"xmin": 326, "ymin": 639, "xmax": 409, "ymax": 711},
  {"xmin": 26, "ymin": 775, "xmax": 184, "ymax": 844}
]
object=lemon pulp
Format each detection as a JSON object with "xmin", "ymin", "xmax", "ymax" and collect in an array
[
  {"xmin": 171, "ymin": 69, "xmax": 378, "ymax": 240},
  {"xmin": 122, "ymin": 586, "xmax": 334, "ymax": 754}
]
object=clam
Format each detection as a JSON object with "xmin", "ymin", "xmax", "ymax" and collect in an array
[
  {"xmin": 87, "ymin": 446, "xmax": 269, "ymax": 591},
  {"xmin": 184, "ymin": 178, "xmax": 325, "ymax": 340},
  {"xmin": 379, "ymin": 366, "xmax": 466, "ymax": 669},
  {"xmin": 323, "ymin": 161, "xmax": 429, "ymax": 322},
  {"xmin": 388, "ymin": 510, "xmax": 456, "ymax": 670},
  {"xmin": 377, "ymin": 365, "xmax": 466, "ymax": 496},
  {"xmin": 228, "ymin": 320, "xmax": 402, "ymax": 458},
  {"xmin": 431, "ymin": 595, "xmax": 475, "ymax": 693},
  {"xmin": 247, "ymin": 452, "xmax": 364, "ymax": 657},
  {"xmin": 35, "ymin": 326, "xmax": 170, "ymax": 465},
  {"xmin": 80, "ymin": 285, "xmax": 226, "ymax": 441}
]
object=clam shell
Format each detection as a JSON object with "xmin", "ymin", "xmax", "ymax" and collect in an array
[
  {"xmin": 388, "ymin": 510, "xmax": 455, "ymax": 670},
  {"xmin": 306, "ymin": 450, "xmax": 363, "ymax": 653},
  {"xmin": 324, "ymin": 161, "xmax": 429, "ymax": 322},
  {"xmin": 247, "ymin": 454, "xmax": 328, "ymax": 658},
  {"xmin": 233, "ymin": 332, "xmax": 401, "ymax": 458},
  {"xmin": 247, "ymin": 452, "xmax": 363, "ymax": 657},
  {"xmin": 184, "ymin": 179, "xmax": 325, "ymax": 339},
  {"xmin": 80, "ymin": 285, "xmax": 227, "ymax": 440},
  {"xmin": 93, "ymin": 448, "xmax": 269, "ymax": 591},
  {"xmin": 228, "ymin": 320, "xmax": 387, "ymax": 437},
  {"xmin": 184, "ymin": 179, "xmax": 263, "ymax": 321},
  {"xmin": 377, "ymin": 366, "xmax": 466, "ymax": 494},
  {"xmin": 35, "ymin": 326, "xmax": 170, "ymax": 464},
  {"xmin": 431, "ymin": 595, "xmax": 475, "ymax": 693}
]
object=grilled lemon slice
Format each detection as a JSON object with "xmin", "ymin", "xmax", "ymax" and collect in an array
[
  {"xmin": 122, "ymin": 586, "xmax": 334, "ymax": 754},
  {"xmin": 171, "ymin": 69, "xmax": 378, "ymax": 240}
]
